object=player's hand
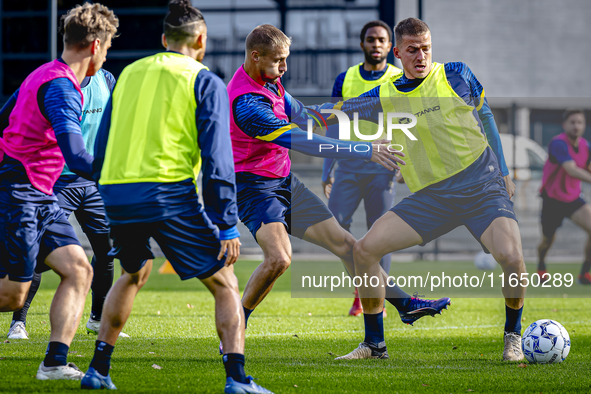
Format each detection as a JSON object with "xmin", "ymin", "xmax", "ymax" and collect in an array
[
  {"xmin": 218, "ymin": 238, "xmax": 241, "ymax": 266},
  {"xmin": 322, "ymin": 177, "xmax": 334, "ymax": 199},
  {"xmin": 370, "ymin": 141, "xmax": 406, "ymax": 171},
  {"xmin": 503, "ymin": 174, "xmax": 516, "ymax": 199}
]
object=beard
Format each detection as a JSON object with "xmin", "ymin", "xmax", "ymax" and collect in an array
[
  {"xmin": 260, "ymin": 70, "xmax": 281, "ymax": 84},
  {"xmin": 364, "ymin": 50, "xmax": 387, "ymax": 66}
]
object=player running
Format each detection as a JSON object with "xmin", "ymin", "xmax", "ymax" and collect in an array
[
  {"xmin": 4, "ymin": 68, "xmax": 131, "ymax": 340},
  {"xmin": 323, "ymin": 20, "xmax": 401, "ymax": 317},
  {"xmin": 0, "ymin": 3, "xmax": 118, "ymax": 380},
  {"xmin": 537, "ymin": 109, "xmax": 591, "ymax": 285},
  {"xmin": 335, "ymin": 18, "xmax": 526, "ymax": 361},
  {"xmin": 81, "ymin": 2, "xmax": 271, "ymax": 393},
  {"xmin": 227, "ymin": 24, "xmax": 448, "ymax": 346}
]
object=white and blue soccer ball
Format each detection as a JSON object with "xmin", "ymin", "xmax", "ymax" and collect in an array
[
  {"xmin": 473, "ymin": 251, "xmax": 497, "ymax": 271},
  {"xmin": 522, "ymin": 319, "xmax": 571, "ymax": 364}
]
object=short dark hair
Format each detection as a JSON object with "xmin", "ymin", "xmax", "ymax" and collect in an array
[
  {"xmin": 360, "ymin": 20, "xmax": 392, "ymax": 43},
  {"xmin": 59, "ymin": 3, "xmax": 118, "ymax": 49},
  {"xmin": 163, "ymin": 0, "xmax": 205, "ymax": 43},
  {"xmin": 563, "ymin": 108, "xmax": 585, "ymax": 122},
  {"xmin": 245, "ymin": 24, "xmax": 291, "ymax": 56},
  {"xmin": 394, "ymin": 17, "xmax": 430, "ymax": 45}
]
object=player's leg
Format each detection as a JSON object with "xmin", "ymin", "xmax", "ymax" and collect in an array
[
  {"xmin": 336, "ymin": 190, "xmax": 458, "ymax": 361},
  {"xmin": 0, "ymin": 202, "xmax": 34, "ymax": 311},
  {"xmin": 241, "ymin": 221, "xmax": 292, "ymax": 320},
  {"xmin": 363, "ymin": 174, "xmax": 395, "ymax": 276},
  {"xmin": 1, "ymin": 191, "xmax": 90, "ymax": 379},
  {"xmin": 0, "ymin": 278, "xmax": 31, "ymax": 312},
  {"xmin": 83, "ymin": 223, "xmax": 154, "ymax": 390},
  {"xmin": 327, "ymin": 171, "xmax": 362, "ymax": 233},
  {"xmin": 0, "ymin": 279, "xmax": 32, "ymax": 350},
  {"xmin": 201, "ymin": 265, "xmax": 243, "ymax": 354},
  {"xmin": 327, "ymin": 171, "xmax": 363, "ymax": 316},
  {"xmin": 363, "ymin": 174, "xmax": 396, "ymax": 316},
  {"xmin": 8, "ymin": 187, "xmax": 77, "ymax": 341},
  {"xmin": 96, "ymin": 261, "xmax": 152, "ymax": 344},
  {"xmin": 157, "ymin": 209, "xmax": 270, "ymax": 392},
  {"xmin": 7, "ymin": 271, "xmax": 42, "ymax": 339},
  {"xmin": 199, "ymin": 265, "xmax": 270, "ymax": 392},
  {"xmin": 568, "ymin": 202, "xmax": 591, "ymax": 284},
  {"xmin": 82, "ymin": 262, "xmax": 152, "ymax": 390},
  {"xmin": 43, "ymin": 245, "xmax": 94, "ymax": 344},
  {"xmin": 480, "ymin": 217, "xmax": 526, "ymax": 361},
  {"xmin": 37, "ymin": 244, "xmax": 93, "ymax": 380},
  {"xmin": 537, "ymin": 194, "xmax": 563, "ymax": 275},
  {"xmin": 75, "ymin": 185, "xmax": 128, "ymax": 334},
  {"xmin": 335, "ymin": 211, "xmax": 423, "ymax": 360},
  {"xmin": 358, "ymin": 195, "xmax": 453, "ymax": 324},
  {"xmin": 537, "ymin": 234, "xmax": 555, "ymax": 274},
  {"xmin": 235, "ymin": 173, "xmax": 293, "ymax": 329},
  {"xmin": 461, "ymin": 175, "xmax": 525, "ymax": 361}
]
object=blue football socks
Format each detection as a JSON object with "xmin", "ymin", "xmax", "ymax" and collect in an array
[
  {"xmin": 363, "ymin": 311, "xmax": 385, "ymax": 345},
  {"xmin": 504, "ymin": 305, "xmax": 523, "ymax": 334}
]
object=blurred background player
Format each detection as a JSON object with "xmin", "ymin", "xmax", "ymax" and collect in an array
[
  {"xmin": 538, "ymin": 109, "xmax": 591, "ymax": 285},
  {"xmin": 0, "ymin": 3, "xmax": 117, "ymax": 380},
  {"xmin": 4, "ymin": 67, "xmax": 131, "ymax": 340},
  {"xmin": 82, "ymin": 2, "xmax": 271, "ymax": 393},
  {"xmin": 227, "ymin": 24, "xmax": 446, "ymax": 351},
  {"xmin": 322, "ymin": 20, "xmax": 401, "ymax": 317},
  {"xmin": 335, "ymin": 18, "xmax": 524, "ymax": 362}
]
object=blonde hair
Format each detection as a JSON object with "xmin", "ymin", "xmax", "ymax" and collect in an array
[
  {"xmin": 59, "ymin": 3, "xmax": 119, "ymax": 48},
  {"xmin": 245, "ymin": 24, "xmax": 291, "ymax": 56}
]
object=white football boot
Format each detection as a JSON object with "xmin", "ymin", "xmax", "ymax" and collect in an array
[
  {"xmin": 36, "ymin": 361, "xmax": 85, "ymax": 380},
  {"xmin": 86, "ymin": 318, "xmax": 130, "ymax": 338},
  {"xmin": 335, "ymin": 342, "xmax": 389, "ymax": 360},
  {"xmin": 503, "ymin": 331, "xmax": 524, "ymax": 361},
  {"xmin": 7, "ymin": 321, "xmax": 29, "ymax": 339}
]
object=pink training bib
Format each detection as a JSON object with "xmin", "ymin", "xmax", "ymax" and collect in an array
[
  {"xmin": 0, "ymin": 59, "xmax": 82, "ymax": 195},
  {"xmin": 540, "ymin": 132, "xmax": 590, "ymax": 202},
  {"xmin": 228, "ymin": 65, "xmax": 291, "ymax": 178}
]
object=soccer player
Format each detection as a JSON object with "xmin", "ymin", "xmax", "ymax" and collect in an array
[
  {"xmin": 335, "ymin": 18, "xmax": 526, "ymax": 361},
  {"xmin": 537, "ymin": 109, "xmax": 591, "ymax": 285},
  {"xmin": 227, "ymin": 24, "xmax": 447, "ymax": 345},
  {"xmin": 81, "ymin": 2, "xmax": 271, "ymax": 393},
  {"xmin": 323, "ymin": 20, "xmax": 402, "ymax": 316},
  {"xmin": 3, "ymin": 68, "xmax": 131, "ymax": 340},
  {"xmin": 0, "ymin": 3, "xmax": 118, "ymax": 380}
]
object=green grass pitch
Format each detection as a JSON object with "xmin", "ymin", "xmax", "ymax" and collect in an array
[{"xmin": 1, "ymin": 259, "xmax": 590, "ymax": 393}]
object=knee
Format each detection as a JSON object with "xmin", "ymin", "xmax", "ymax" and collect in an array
[
  {"xmin": 123, "ymin": 267, "xmax": 150, "ymax": 288},
  {"xmin": 265, "ymin": 254, "xmax": 291, "ymax": 275},
  {"xmin": 496, "ymin": 249, "xmax": 524, "ymax": 272},
  {"xmin": 124, "ymin": 260, "xmax": 153, "ymax": 288},
  {"xmin": 330, "ymin": 232, "xmax": 356, "ymax": 261},
  {"xmin": 353, "ymin": 239, "xmax": 375, "ymax": 269},
  {"xmin": 0, "ymin": 292, "xmax": 26, "ymax": 312},
  {"xmin": 7, "ymin": 296, "xmax": 26, "ymax": 311},
  {"xmin": 69, "ymin": 256, "xmax": 94, "ymax": 286}
]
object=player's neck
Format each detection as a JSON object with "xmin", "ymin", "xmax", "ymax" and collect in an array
[
  {"xmin": 243, "ymin": 62, "xmax": 267, "ymax": 86},
  {"xmin": 165, "ymin": 46, "xmax": 200, "ymax": 61},
  {"xmin": 566, "ymin": 133, "xmax": 579, "ymax": 147},
  {"xmin": 61, "ymin": 50, "xmax": 91, "ymax": 85},
  {"xmin": 362, "ymin": 61, "xmax": 387, "ymax": 72}
]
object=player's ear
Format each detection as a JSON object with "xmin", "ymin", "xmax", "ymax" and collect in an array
[
  {"xmin": 393, "ymin": 46, "xmax": 401, "ymax": 59},
  {"xmin": 196, "ymin": 32, "xmax": 206, "ymax": 50},
  {"xmin": 359, "ymin": 41, "xmax": 364, "ymax": 51},
  {"xmin": 251, "ymin": 50, "xmax": 260, "ymax": 63},
  {"xmin": 90, "ymin": 38, "xmax": 100, "ymax": 55},
  {"xmin": 161, "ymin": 34, "xmax": 168, "ymax": 49}
]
